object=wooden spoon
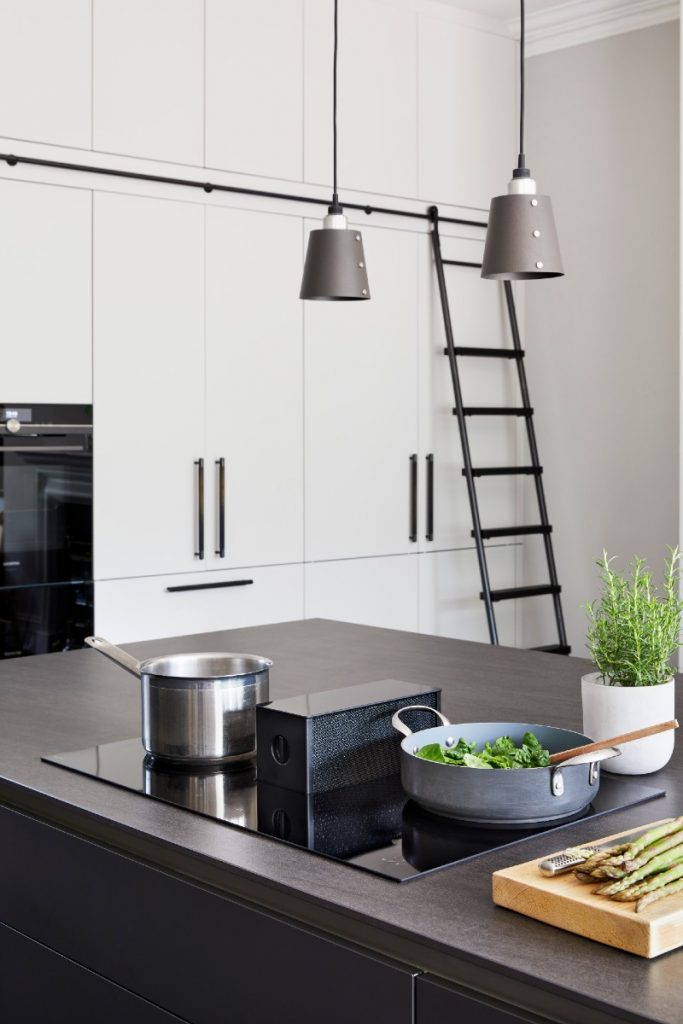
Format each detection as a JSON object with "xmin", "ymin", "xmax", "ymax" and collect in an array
[{"xmin": 549, "ymin": 719, "xmax": 679, "ymax": 765}]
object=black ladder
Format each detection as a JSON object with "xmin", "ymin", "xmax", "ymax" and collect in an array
[{"xmin": 429, "ymin": 206, "xmax": 569, "ymax": 655}]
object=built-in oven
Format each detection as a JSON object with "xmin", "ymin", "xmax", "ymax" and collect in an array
[{"xmin": 0, "ymin": 404, "xmax": 93, "ymax": 657}]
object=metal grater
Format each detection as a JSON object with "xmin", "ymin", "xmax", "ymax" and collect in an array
[{"xmin": 538, "ymin": 849, "xmax": 600, "ymax": 876}]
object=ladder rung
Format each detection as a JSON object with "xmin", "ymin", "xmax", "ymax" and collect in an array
[
  {"xmin": 455, "ymin": 407, "xmax": 533, "ymax": 417},
  {"xmin": 475, "ymin": 525, "xmax": 552, "ymax": 539},
  {"xmin": 445, "ymin": 346, "xmax": 524, "ymax": 359},
  {"xmin": 442, "ymin": 259, "xmax": 482, "ymax": 269},
  {"xmin": 531, "ymin": 644, "xmax": 572, "ymax": 655},
  {"xmin": 483, "ymin": 584, "xmax": 561, "ymax": 602},
  {"xmin": 466, "ymin": 466, "xmax": 542, "ymax": 477}
]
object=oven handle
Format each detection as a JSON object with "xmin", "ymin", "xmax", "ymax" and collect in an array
[{"xmin": 0, "ymin": 444, "xmax": 86, "ymax": 453}]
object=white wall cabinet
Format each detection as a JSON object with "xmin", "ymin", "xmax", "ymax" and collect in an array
[
  {"xmin": 0, "ymin": 0, "xmax": 91, "ymax": 149},
  {"xmin": 95, "ymin": 564, "xmax": 304, "ymax": 643},
  {"xmin": 0, "ymin": 178, "xmax": 92, "ymax": 403},
  {"xmin": 93, "ymin": 191, "xmax": 205, "ymax": 580},
  {"xmin": 419, "ymin": 546, "xmax": 517, "ymax": 646},
  {"xmin": 305, "ymin": 555, "xmax": 419, "ymax": 633},
  {"xmin": 418, "ymin": 15, "xmax": 516, "ymax": 210},
  {"xmin": 418, "ymin": 232, "xmax": 520, "ymax": 552},
  {"xmin": 304, "ymin": 221, "xmax": 419, "ymax": 562},
  {"xmin": 93, "ymin": 0, "xmax": 204, "ymax": 165},
  {"xmin": 206, "ymin": 0, "xmax": 303, "ymax": 181},
  {"xmin": 304, "ymin": 0, "xmax": 417, "ymax": 199},
  {"xmin": 205, "ymin": 205, "xmax": 304, "ymax": 568}
]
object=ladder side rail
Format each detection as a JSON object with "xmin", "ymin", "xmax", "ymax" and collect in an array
[
  {"xmin": 503, "ymin": 281, "xmax": 569, "ymax": 650},
  {"xmin": 429, "ymin": 207, "xmax": 498, "ymax": 644}
]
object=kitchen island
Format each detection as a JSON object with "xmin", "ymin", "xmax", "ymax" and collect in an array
[{"xmin": 1, "ymin": 619, "xmax": 681, "ymax": 1024}]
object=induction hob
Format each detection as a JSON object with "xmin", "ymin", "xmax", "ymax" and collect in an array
[{"xmin": 42, "ymin": 738, "xmax": 666, "ymax": 882}]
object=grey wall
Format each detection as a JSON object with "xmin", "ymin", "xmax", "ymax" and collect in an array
[{"xmin": 519, "ymin": 22, "xmax": 679, "ymax": 656}]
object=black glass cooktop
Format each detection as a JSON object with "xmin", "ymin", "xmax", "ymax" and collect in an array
[{"xmin": 42, "ymin": 738, "xmax": 666, "ymax": 882}]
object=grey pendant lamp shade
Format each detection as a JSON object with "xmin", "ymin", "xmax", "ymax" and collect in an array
[
  {"xmin": 481, "ymin": 0, "xmax": 563, "ymax": 281},
  {"xmin": 300, "ymin": 0, "xmax": 369, "ymax": 301}
]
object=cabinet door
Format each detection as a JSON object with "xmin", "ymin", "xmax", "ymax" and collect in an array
[
  {"xmin": 419, "ymin": 547, "xmax": 517, "ymax": 646},
  {"xmin": 305, "ymin": 222, "xmax": 419, "ymax": 561},
  {"xmin": 93, "ymin": 192, "xmax": 205, "ymax": 580},
  {"xmin": 0, "ymin": 0, "xmax": 91, "ymax": 148},
  {"xmin": 418, "ymin": 16, "xmax": 516, "ymax": 210},
  {"xmin": 205, "ymin": 207, "xmax": 303, "ymax": 569},
  {"xmin": 304, "ymin": 0, "xmax": 417, "ymax": 198},
  {"xmin": 95, "ymin": 564, "xmax": 304, "ymax": 643},
  {"xmin": 418, "ymin": 233, "xmax": 521, "ymax": 552},
  {"xmin": 206, "ymin": 0, "xmax": 303, "ymax": 181},
  {"xmin": 417, "ymin": 974, "xmax": 541, "ymax": 1023},
  {"xmin": 305, "ymin": 555, "xmax": 418, "ymax": 633},
  {"xmin": 0, "ymin": 178, "xmax": 92, "ymax": 403},
  {"xmin": 93, "ymin": 0, "xmax": 203, "ymax": 164}
]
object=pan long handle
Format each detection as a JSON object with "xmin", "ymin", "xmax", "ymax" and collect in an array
[
  {"xmin": 84, "ymin": 636, "xmax": 142, "ymax": 678},
  {"xmin": 392, "ymin": 705, "xmax": 451, "ymax": 737}
]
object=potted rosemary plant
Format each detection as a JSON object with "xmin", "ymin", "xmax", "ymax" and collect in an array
[{"xmin": 583, "ymin": 550, "xmax": 682, "ymax": 774}]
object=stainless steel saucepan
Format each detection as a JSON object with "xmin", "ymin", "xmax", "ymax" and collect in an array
[
  {"xmin": 85, "ymin": 636, "xmax": 271, "ymax": 766},
  {"xmin": 392, "ymin": 706, "xmax": 622, "ymax": 828}
]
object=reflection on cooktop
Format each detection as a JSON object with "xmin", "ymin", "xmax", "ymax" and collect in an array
[{"xmin": 42, "ymin": 738, "xmax": 666, "ymax": 882}]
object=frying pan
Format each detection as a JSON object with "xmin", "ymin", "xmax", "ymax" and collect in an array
[{"xmin": 392, "ymin": 706, "xmax": 621, "ymax": 827}]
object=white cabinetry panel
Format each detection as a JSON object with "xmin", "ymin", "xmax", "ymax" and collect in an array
[
  {"xmin": 0, "ymin": 179, "xmax": 91, "ymax": 403},
  {"xmin": 305, "ymin": 555, "xmax": 418, "ymax": 633},
  {"xmin": 304, "ymin": 222, "xmax": 418, "ymax": 561},
  {"xmin": 419, "ymin": 233, "xmax": 520, "ymax": 551},
  {"xmin": 206, "ymin": 0, "xmax": 303, "ymax": 181},
  {"xmin": 205, "ymin": 206, "xmax": 303, "ymax": 568},
  {"xmin": 93, "ymin": 0, "xmax": 203, "ymax": 164},
  {"xmin": 0, "ymin": 0, "xmax": 91, "ymax": 148},
  {"xmin": 93, "ymin": 191, "xmax": 204, "ymax": 580},
  {"xmin": 419, "ymin": 546, "xmax": 516, "ymax": 645},
  {"xmin": 96, "ymin": 564, "xmax": 304, "ymax": 643},
  {"xmin": 304, "ymin": 0, "xmax": 417, "ymax": 198},
  {"xmin": 418, "ymin": 17, "xmax": 516, "ymax": 210}
]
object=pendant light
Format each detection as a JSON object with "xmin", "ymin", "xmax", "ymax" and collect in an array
[
  {"xmin": 481, "ymin": 0, "xmax": 563, "ymax": 281},
  {"xmin": 300, "ymin": 0, "xmax": 370, "ymax": 301}
]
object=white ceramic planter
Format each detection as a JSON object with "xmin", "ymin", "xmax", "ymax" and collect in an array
[{"xmin": 581, "ymin": 672, "xmax": 676, "ymax": 775}]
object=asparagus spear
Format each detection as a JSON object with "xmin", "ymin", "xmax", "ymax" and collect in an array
[
  {"xmin": 637, "ymin": 877, "xmax": 683, "ymax": 913},
  {"xmin": 596, "ymin": 848, "xmax": 683, "ymax": 896},
  {"xmin": 623, "ymin": 829, "xmax": 683, "ymax": 872},
  {"xmin": 613, "ymin": 862, "xmax": 683, "ymax": 901},
  {"xmin": 623, "ymin": 818, "xmax": 683, "ymax": 861}
]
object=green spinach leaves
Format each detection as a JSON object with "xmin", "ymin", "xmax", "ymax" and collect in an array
[{"xmin": 415, "ymin": 731, "xmax": 550, "ymax": 769}]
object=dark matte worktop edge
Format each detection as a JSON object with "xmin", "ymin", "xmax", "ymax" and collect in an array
[{"xmin": 0, "ymin": 775, "xmax": 659, "ymax": 1024}]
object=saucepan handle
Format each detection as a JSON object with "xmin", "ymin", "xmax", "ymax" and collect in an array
[
  {"xmin": 392, "ymin": 704, "xmax": 451, "ymax": 738},
  {"xmin": 84, "ymin": 636, "xmax": 143, "ymax": 678}
]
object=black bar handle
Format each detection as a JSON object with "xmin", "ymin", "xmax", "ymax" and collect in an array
[
  {"xmin": 215, "ymin": 458, "xmax": 225, "ymax": 558},
  {"xmin": 409, "ymin": 454, "xmax": 417, "ymax": 542},
  {"xmin": 426, "ymin": 454, "xmax": 434, "ymax": 542},
  {"xmin": 194, "ymin": 458, "xmax": 204, "ymax": 560},
  {"xmin": 167, "ymin": 579, "xmax": 254, "ymax": 594}
]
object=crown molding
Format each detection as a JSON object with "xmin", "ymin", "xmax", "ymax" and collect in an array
[{"xmin": 508, "ymin": 0, "xmax": 679, "ymax": 56}]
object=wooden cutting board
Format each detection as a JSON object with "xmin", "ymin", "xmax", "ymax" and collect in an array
[{"xmin": 492, "ymin": 820, "xmax": 683, "ymax": 958}]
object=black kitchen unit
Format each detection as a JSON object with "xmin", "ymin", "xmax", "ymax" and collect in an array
[{"xmin": 0, "ymin": 404, "xmax": 93, "ymax": 657}]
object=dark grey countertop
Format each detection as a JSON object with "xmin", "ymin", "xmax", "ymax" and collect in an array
[{"xmin": 1, "ymin": 618, "xmax": 681, "ymax": 1024}]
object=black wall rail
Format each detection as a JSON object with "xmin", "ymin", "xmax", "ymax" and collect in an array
[{"xmin": 0, "ymin": 151, "xmax": 487, "ymax": 229}]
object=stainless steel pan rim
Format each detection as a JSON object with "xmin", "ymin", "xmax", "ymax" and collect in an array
[{"xmin": 138, "ymin": 652, "xmax": 273, "ymax": 684}]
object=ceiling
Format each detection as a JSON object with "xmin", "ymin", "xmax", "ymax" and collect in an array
[{"xmin": 440, "ymin": 0, "xmax": 569, "ymax": 19}]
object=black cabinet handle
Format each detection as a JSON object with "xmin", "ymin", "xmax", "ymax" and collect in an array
[
  {"xmin": 167, "ymin": 579, "xmax": 253, "ymax": 593},
  {"xmin": 194, "ymin": 458, "xmax": 204, "ymax": 560},
  {"xmin": 215, "ymin": 457, "xmax": 225, "ymax": 557},
  {"xmin": 426, "ymin": 453, "xmax": 434, "ymax": 542},
  {"xmin": 409, "ymin": 453, "xmax": 417, "ymax": 542}
]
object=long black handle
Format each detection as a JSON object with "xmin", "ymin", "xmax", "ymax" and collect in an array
[
  {"xmin": 426, "ymin": 453, "xmax": 434, "ymax": 542},
  {"xmin": 215, "ymin": 457, "xmax": 225, "ymax": 558},
  {"xmin": 194, "ymin": 458, "xmax": 204, "ymax": 560},
  {"xmin": 409, "ymin": 454, "xmax": 417, "ymax": 542},
  {"xmin": 167, "ymin": 579, "xmax": 253, "ymax": 594}
]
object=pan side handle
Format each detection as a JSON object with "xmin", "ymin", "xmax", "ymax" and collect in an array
[
  {"xmin": 392, "ymin": 704, "xmax": 451, "ymax": 737},
  {"xmin": 84, "ymin": 636, "xmax": 142, "ymax": 678}
]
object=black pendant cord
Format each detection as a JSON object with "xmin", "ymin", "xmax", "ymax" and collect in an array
[
  {"xmin": 517, "ymin": 0, "xmax": 526, "ymax": 171},
  {"xmin": 0, "ymin": 151, "xmax": 486, "ymax": 228},
  {"xmin": 331, "ymin": 0, "xmax": 339, "ymax": 210}
]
